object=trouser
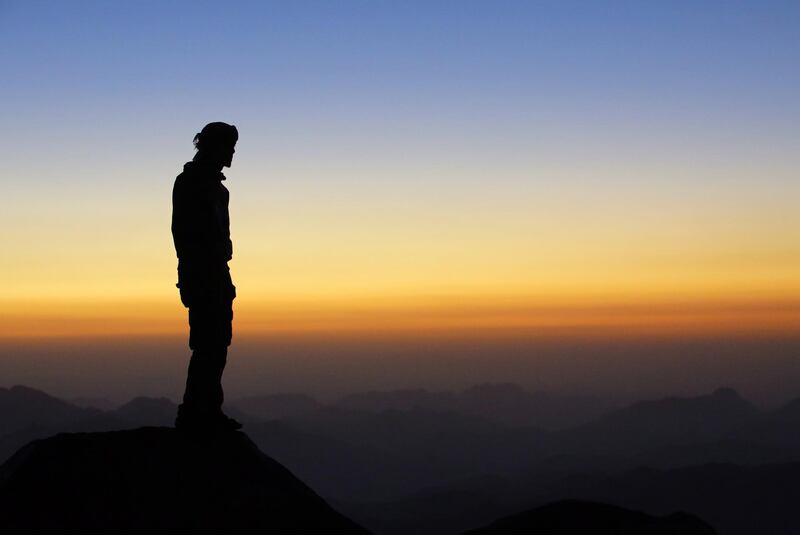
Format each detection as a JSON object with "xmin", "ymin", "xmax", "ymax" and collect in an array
[{"xmin": 179, "ymin": 301, "xmax": 233, "ymax": 417}]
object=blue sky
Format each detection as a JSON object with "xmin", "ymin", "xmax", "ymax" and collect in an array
[
  {"xmin": 1, "ymin": 0, "xmax": 799, "ymax": 401},
  {"xmin": 0, "ymin": 0, "xmax": 798, "ymax": 312}
]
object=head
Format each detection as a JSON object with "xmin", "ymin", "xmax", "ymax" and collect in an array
[{"xmin": 193, "ymin": 122, "xmax": 238, "ymax": 168}]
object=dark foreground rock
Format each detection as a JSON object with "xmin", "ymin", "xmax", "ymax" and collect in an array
[
  {"xmin": 0, "ymin": 427, "xmax": 371, "ymax": 534},
  {"xmin": 463, "ymin": 500, "xmax": 717, "ymax": 535}
]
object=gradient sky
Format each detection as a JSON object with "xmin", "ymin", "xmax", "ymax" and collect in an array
[{"xmin": 1, "ymin": 1, "xmax": 798, "ymax": 348}]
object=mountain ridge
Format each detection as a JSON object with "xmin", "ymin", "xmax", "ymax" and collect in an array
[{"xmin": 0, "ymin": 427, "xmax": 371, "ymax": 534}]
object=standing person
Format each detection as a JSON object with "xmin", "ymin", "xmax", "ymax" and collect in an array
[{"xmin": 172, "ymin": 122, "xmax": 241, "ymax": 431}]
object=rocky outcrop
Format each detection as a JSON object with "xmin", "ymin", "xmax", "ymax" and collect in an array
[{"xmin": 0, "ymin": 427, "xmax": 371, "ymax": 534}]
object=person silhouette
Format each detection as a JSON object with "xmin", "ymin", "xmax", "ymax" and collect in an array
[{"xmin": 172, "ymin": 122, "xmax": 241, "ymax": 431}]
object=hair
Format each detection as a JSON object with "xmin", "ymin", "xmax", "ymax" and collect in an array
[{"xmin": 193, "ymin": 122, "xmax": 238, "ymax": 153}]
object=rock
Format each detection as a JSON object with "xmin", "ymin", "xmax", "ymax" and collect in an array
[{"xmin": 0, "ymin": 427, "xmax": 371, "ymax": 534}]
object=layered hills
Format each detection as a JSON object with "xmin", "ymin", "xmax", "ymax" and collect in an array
[{"xmin": 4, "ymin": 383, "xmax": 800, "ymax": 533}]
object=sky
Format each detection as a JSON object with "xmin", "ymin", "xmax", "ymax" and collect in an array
[{"xmin": 1, "ymin": 1, "xmax": 798, "ymax": 400}]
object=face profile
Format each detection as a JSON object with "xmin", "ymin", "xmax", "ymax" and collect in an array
[
  {"xmin": 193, "ymin": 122, "xmax": 239, "ymax": 170},
  {"xmin": 222, "ymin": 144, "xmax": 236, "ymax": 168}
]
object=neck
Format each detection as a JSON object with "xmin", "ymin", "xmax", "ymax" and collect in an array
[{"xmin": 193, "ymin": 153, "xmax": 224, "ymax": 172}]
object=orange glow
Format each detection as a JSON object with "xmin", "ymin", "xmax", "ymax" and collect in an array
[
  {"xmin": 3, "ymin": 160, "xmax": 798, "ymax": 343},
  {"xmin": 2, "ymin": 295, "xmax": 797, "ymax": 340}
]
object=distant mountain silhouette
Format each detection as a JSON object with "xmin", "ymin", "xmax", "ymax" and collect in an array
[
  {"xmin": 70, "ymin": 396, "xmax": 117, "ymax": 411},
  {"xmin": 0, "ymin": 385, "xmax": 101, "ymax": 434},
  {"xmin": 0, "ymin": 389, "xmax": 177, "ymax": 462},
  {"xmin": 597, "ymin": 387, "xmax": 755, "ymax": 439},
  {"xmin": 343, "ymin": 479, "xmax": 512, "ymax": 535},
  {"xmin": 462, "ymin": 500, "xmax": 716, "ymax": 534},
  {"xmin": 770, "ymin": 396, "xmax": 800, "ymax": 421},
  {"xmin": 334, "ymin": 383, "xmax": 608, "ymax": 428},
  {"xmin": 6, "ymin": 385, "xmax": 800, "ymax": 534},
  {"xmin": 534, "ymin": 462, "xmax": 800, "ymax": 535},
  {"xmin": 459, "ymin": 383, "xmax": 565, "ymax": 427},
  {"xmin": 336, "ymin": 388, "xmax": 457, "ymax": 412},
  {"xmin": 0, "ymin": 427, "xmax": 371, "ymax": 534},
  {"xmin": 287, "ymin": 405, "xmax": 503, "ymax": 451},
  {"xmin": 552, "ymin": 387, "xmax": 759, "ymax": 456},
  {"xmin": 113, "ymin": 396, "xmax": 178, "ymax": 425},
  {"xmin": 233, "ymin": 392, "xmax": 323, "ymax": 420},
  {"xmin": 725, "ymin": 398, "xmax": 800, "ymax": 449},
  {"xmin": 352, "ymin": 461, "xmax": 800, "ymax": 535},
  {"xmin": 244, "ymin": 419, "xmax": 396, "ymax": 501}
]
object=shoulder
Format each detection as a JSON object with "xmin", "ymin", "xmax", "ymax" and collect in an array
[
  {"xmin": 173, "ymin": 171, "xmax": 188, "ymax": 187},
  {"xmin": 173, "ymin": 172, "xmax": 191, "ymax": 197},
  {"xmin": 174, "ymin": 164, "xmax": 204, "ymax": 191},
  {"xmin": 173, "ymin": 171, "xmax": 206, "ymax": 207}
]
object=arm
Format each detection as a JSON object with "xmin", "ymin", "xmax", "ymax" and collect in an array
[{"xmin": 172, "ymin": 177, "xmax": 225, "ymax": 306}]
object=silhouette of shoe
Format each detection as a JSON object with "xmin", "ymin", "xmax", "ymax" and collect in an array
[{"xmin": 217, "ymin": 413, "xmax": 243, "ymax": 431}]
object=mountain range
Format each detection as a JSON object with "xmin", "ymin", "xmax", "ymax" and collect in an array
[{"xmin": 3, "ymin": 383, "xmax": 800, "ymax": 533}]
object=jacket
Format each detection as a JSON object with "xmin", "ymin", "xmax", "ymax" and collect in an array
[{"xmin": 171, "ymin": 160, "xmax": 236, "ymax": 307}]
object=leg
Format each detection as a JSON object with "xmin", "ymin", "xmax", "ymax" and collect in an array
[
  {"xmin": 181, "ymin": 345, "xmax": 227, "ymax": 416},
  {"xmin": 177, "ymin": 300, "xmax": 236, "ymax": 429}
]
